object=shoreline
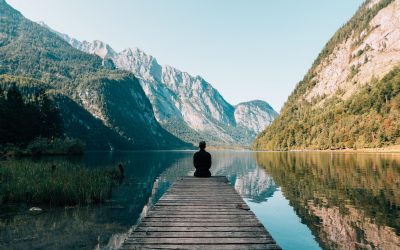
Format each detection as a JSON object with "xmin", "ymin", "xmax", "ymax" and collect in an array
[
  {"xmin": 324, "ymin": 145, "xmax": 400, "ymax": 153},
  {"xmin": 255, "ymin": 145, "xmax": 400, "ymax": 153}
]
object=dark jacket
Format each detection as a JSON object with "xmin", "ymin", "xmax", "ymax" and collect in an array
[{"xmin": 193, "ymin": 149, "xmax": 212, "ymax": 177}]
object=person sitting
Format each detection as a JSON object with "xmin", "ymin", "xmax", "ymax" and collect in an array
[{"xmin": 193, "ymin": 141, "xmax": 212, "ymax": 177}]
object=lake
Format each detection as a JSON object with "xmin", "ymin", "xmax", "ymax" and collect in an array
[{"xmin": 0, "ymin": 151, "xmax": 399, "ymax": 249}]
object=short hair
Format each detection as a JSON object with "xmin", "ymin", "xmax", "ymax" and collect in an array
[{"xmin": 199, "ymin": 141, "xmax": 206, "ymax": 149}]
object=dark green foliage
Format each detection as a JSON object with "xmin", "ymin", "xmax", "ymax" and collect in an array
[
  {"xmin": 0, "ymin": 2, "xmax": 101, "ymax": 80},
  {"xmin": 34, "ymin": 88, "xmax": 63, "ymax": 138},
  {"xmin": 26, "ymin": 137, "xmax": 84, "ymax": 156},
  {"xmin": 0, "ymin": 84, "xmax": 63, "ymax": 146},
  {"xmin": 0, "ymin": 160, "xmax": 120, "ymax": 205},
  {"xmin": 254, "ymin": 0, "xmax": 399, "ymax": 150}
]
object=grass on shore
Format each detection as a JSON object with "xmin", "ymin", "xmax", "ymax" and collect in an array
[
  {"xmin": 1, "ymin": 137, "xmax": 85, "ymax": 158},
  {"xmin": 0, "ymin": 161, "xmax": 121, "ymax": 206}
]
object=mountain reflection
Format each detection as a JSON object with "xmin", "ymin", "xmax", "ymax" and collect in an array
[
  {"xmin": 153, "ymin": 151, "xmax": 277, "ymax": 203},
  {"xmin": 256, "ymin": 152, "xmax": 400, "ymax": 249}
]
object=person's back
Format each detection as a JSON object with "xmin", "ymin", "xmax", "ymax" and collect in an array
[{"xmin": 193, "ymin": 141, "xmax": 212, "ymax": 177}]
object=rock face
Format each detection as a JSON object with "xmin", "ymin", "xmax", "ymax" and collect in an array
[
  {"xmin": 234, "ymin": 101, "xmax": 278, "ymax": 134},
  {"xmin": 43, "ymin": 25, "xmax": 278, "ymax": 146},
  {"xmin": 0, "ymin": 1, "xmax": 188, "ymax": 150},
  {"xmin": 254, "ymin": 0, "xmax": 400, "ymax": 150},
  {"xmin": 306, "ymin": 0, "xmax": 400, "ymax": 103}
]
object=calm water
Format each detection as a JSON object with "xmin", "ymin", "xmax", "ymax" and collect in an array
[{"xmin": 0, "ymin": 151, "xmax": 399, "ymax": 249}]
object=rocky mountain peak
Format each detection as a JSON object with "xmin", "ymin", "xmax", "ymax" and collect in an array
[
  {"xmin": 41, "ymin": 22, "xmax": 278, "ymax": 146},
  {"xmin": 115, "ymin": 47, "xmax": 162, "ymax": 81},
  {"xmin": 84, "ymin": 40, "xmax": 116, "ymax": 59}
]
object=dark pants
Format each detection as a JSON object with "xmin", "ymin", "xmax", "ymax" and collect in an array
[{"xmin": 194, "ymin": 170, "xmax": 211, "ymax": 177}]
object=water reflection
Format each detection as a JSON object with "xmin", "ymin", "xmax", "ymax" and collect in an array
[
  {"xmin": 1, "ymin": 151, "xmax": 399, "ymax": 250},
  {"xmin": 0, "ymin": 151, "xmax": 188, "ymax": 250},
  {"xmin": 154, "ymin": 151, "xmax": 277, "ymax": 203},
  {"xmin": 256, "ymin": 152, "xmax": 400, "ymax": 249}
]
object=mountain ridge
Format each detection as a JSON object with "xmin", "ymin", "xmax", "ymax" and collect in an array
[
  {"xmin": 40, "ymin": 24, "xmax": 278, "ymax": 146},
  {"xmin": 0, "ymin": 0, "xmax": 189, "ymax": 150},
  {"xmin": 254, "ymin": 0, "xmax": 400, "ymax": 150}
]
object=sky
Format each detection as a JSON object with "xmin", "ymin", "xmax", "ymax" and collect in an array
[{"xmin": 7, "ymin": 0, "xmax": 364, "ymax": 111}]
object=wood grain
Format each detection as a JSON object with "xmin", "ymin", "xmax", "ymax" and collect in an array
[{"xmin": 121, "ymin": 176, "xmax": 280, "ymax": 249}]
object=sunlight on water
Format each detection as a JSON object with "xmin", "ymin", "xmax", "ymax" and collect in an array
[{"xmin": 1, "ymin": 151, "xmax": 399, "ymax": 249}]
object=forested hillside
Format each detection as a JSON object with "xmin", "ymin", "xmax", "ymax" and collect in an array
[
  {"xmin": 254, "ymin": 0, "xmax": 400, "ymax": 150},
  {"xmin": 0, "ymin": 0, "xmax": 189, "ymax": 150}
]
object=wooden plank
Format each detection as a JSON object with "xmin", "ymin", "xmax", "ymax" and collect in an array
[
  {"xmin": 159, "ymin": 199, "xmax": 242, "ymax": 202},
  {"xmin": 124, "ymin": 237, "xmax": 276, "ymax": 244},
  {"xmin": 169, "ymin": 186, "xmax": 231, "ymax": 188},
  {"xmin": 157, "ymin": 200, "xmax": 244, "ymax": 203},
  {"xmin": 150, "ymin": 210, "xmax": 251, "ymax": 214},
  {"xmin": 148, "ymin": 209, "xmax": 252, "ymax": 213},
  {"xmin": 139, "ymin": 221, "xmax": 263, "ymax": 227},
  {"xmin": 164, "ymin": 193, "xmax": 239, "ymax": 196},
  {"xmin": 156, "ymin": 201, "xmax": 244, "ymax": 204},
  {"xmin": 163, "ymin": 193, "xmax": 239, "ymax": 196},
  {"xmin": 134, "ymin": 226, "xmax": 267, "ymax": 232},
  {"xmin": 163, "ymin": 194, "xmax": 239, "ymax": 196},
  {"xmin": 147, "ymin": 212, "xmax": 253, "ymax": 216},
  {"xmin": 130, "ymin": 231, "xmax": 271, "ymax": 238},
  {"xmin": 146, "ymin": 214, "xmax": 255, "ymax": 218},
  {"xmin": 160, "ymin": 197, "xmax": 242, "ymax": 200},
  {"xmin": 166, "ymin": 189, "xmax": 236, "ymax": 191},
  {"xmin": 160, "ymin": 196, "xmax": 242, "ymax": 199},
  {"xmin": 142, "ymin": 218, "xmax": 261, "ymax": 223},
  {"xmin": 122, "ymin": 244, "xmax": 281, "ymax": 250},
  {"xmin": 122, "ymin": 176, "xmax": 280, "ymax": 249},
  {"xmin": 149, "ymin": 209, "xmax": 251, "ymax": 213},
  {"xmin": 155, "ymin": 203, "xmax": 248, "ymax": 210},
  {"xmin": 146, "ymin": 214, "xmax": 254, "ymax": 218}
]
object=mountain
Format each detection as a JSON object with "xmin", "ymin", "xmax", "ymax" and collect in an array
[
  {"xmin": 254, "ymin": 0, "xmax": 400, "ymax": 150},
  {"xmin": 0, "ymin": 0, "xmax": 189, "ymax": 150},
  {"xmin": 42, "ymin": 25, "xmax": 278, "ymax": 146},
  {"xmin": 234, "ymin": 100, "xmax": 277, "ymax": 134}
]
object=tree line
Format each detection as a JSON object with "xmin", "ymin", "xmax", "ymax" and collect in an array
[
  {"xmin": 0, "ymin": 84, "xmax": 63, "ymax": 146},
  {"xmin": 254, "ymin": 67, "xmax": 400, "ymax": 150}
]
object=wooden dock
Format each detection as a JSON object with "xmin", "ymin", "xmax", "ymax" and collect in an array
[{"xmin": 122, "ymin": 176, "xmax": 280, "ymax": 249}]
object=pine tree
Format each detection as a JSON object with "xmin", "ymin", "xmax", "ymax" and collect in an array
[{"xmin": 36, "ymin": 88, "xmax": 63, "ymax": 138}]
